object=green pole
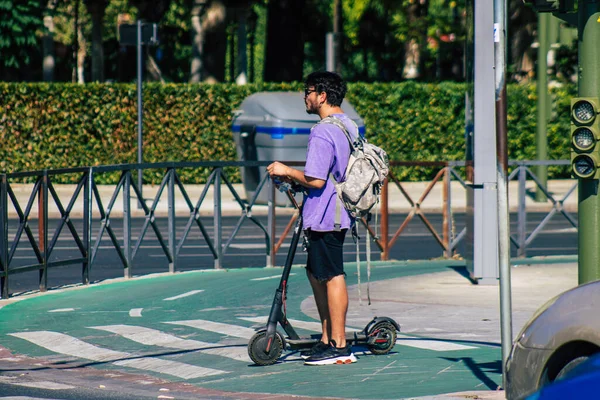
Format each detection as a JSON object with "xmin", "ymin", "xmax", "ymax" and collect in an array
[
  {"xmin": 577, "ymin": 3, "xmax": 600, "ymax": 284},
  {"xmin": 536, "ymin": 13, "xmax": 549, "ymax": 202}
]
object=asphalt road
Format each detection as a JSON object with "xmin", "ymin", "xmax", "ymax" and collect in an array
[{"xmin": 3, "ymin": 212, "xmax": 577, "ymax": 295}]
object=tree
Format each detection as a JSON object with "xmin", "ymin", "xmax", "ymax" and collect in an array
[
  {"xmin": 0, "ymin": 0, "xmax": 44, "ymax": 80},
  {"xmin": 84, "ymin": 0, "xmax": 109, "ymax": 82},
  {"xmin": 264, "ymin": 0, "xmax": 306, "ymax": 82}
]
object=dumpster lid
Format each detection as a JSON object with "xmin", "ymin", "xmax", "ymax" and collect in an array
[{"xmin": 235, "ymin": 92, "xmax": 363, "ymax": 124}]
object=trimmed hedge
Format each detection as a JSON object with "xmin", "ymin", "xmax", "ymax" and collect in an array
[{"xmin": 0, "ymin": 81, "xmax": 574, "ymax": 183}]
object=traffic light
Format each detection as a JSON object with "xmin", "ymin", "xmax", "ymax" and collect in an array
[
  {"xmin": 571, "ymin": 98, "xmax": 600, "ymax": 179},
  {"xmin": 522, "ymin": 0, "xmax": 575, "ymax": 13}
]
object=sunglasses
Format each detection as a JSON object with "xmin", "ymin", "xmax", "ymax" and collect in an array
[{"xmin": 304, "ymin": 88, "xmax": 317, "ymax": 97}]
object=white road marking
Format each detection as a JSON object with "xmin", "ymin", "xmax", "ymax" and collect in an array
[
  {"xmin": 239, "ymin": 317, "xmax": 476, "ymax": 351},
  {"xmin": 90, "ymin": 324, "xmax": 250, "ymax": 362},
  {"xmin": 396, "ymin": 335, "xmax": 476, "ymax": 351},
  {"xmin": 48, "ymin": 308, "xmax": 75, "ymax": 313},
  {"xmin": 164, "ymin": 320, "xmax": 257, "ymax": 339},
  {"xmin": 129, "ymin": 308, "xmax": 143, "ymax": 317},
  {"xmin": 250, "ymin": 273, "xmax": 296, "ymax": 281},
  {"xmin": 229, "ymin": 244, "xmax": 265, "ymax": 250},
  {"xmin": 0, "ymin": 397, "xmax": 62, "ymax": 399},
  {"xmin": 11, "ymin": 381, "xmax": 76, "ymax": 390},
  {"xmin": 163, "ymin": 290, "xmax": 204, "ymax": 301},
  {"xmin": 8, "ymin": 331, "xmax": 226, "ymax": 379}
]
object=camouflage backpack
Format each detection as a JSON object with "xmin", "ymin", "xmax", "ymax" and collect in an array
[{"xmin": 319, "ymin": 116, "xmax": 389, "ymax": 222}]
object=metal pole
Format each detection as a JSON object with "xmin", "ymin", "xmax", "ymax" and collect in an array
[
  {"xmin": 381, "ymin": 178, "xmax": 389, "ymax": 261},
  {"xmin": 214, "ymin": 170, "xmax": 222, "ymax": 269},
  {"xmin": 82, "ymin": 168, "xmax": 92, "ymax": 285},
  {"xmin": 536, "ymin": 13, "xmax": 549, "ymax": 202},
  {"xmin": 1, "ymin": 175, "xmax": 8, "ymax": 299},
  {"xmin": 493, "ymin": 0, "xmax": 513, "ymax": 389},
  {"xmin": 267, "ymin": 178, "xmax": 275, "ymax": 268},
  {"xmin": 137, "ymin": 19, "xmax": 144, "ymax": 209},
  {"xmin": 443, "ymin": 167, "xmax": 451, "ymax": 258},
  {"xmin": 577, "ymin": 3, "xmax": 600, "ymax": 284},
  {"xmin": 40, "ymin": 172, "xmax": 49, "ymax": 292},
  {"xmin": 123, "ymin": 170, "xmax": 132, "ymax": 278},
  {"xmin": 168, "ymin": 169, "xmax": 176, "ymax": 273},
  {"xmin": 518, "ymin": 165, "xmax": 527, "ymax": 258}
]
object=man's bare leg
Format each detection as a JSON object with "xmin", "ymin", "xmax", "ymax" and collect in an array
[
  {"xmin": 327, "ymin": 274, "xmax": 349, "ymax": 347},
  {"xmin": 307, "ymin": 270, "xmax": 331, "ymax": 343}
]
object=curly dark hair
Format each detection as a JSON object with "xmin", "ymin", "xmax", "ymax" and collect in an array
[{"xmin": 304, "ymin": 71, "xmax": 347, "ymax": 107}]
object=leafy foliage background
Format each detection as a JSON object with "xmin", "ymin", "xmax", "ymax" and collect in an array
[{"xmin": 0, "ymin": 82, "xmax": 574, "ymax": 183}]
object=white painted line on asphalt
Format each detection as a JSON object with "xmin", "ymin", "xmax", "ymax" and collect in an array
[
  {"xmin": 396, "ymin": 335, "xmax": 476, "ymax": 351},
  {"xmin": 250, "ymin": 273, "xmax": 296, "ymax": 281},
  {"xmin": 48, "ymin": 308, "xmax": 75, "ymax": 313},
  {"xmin": 8, "ymin": 331, "xmax": 227, "ymax": 379},
  {"xmin": 90, "ymin": 324, "xmax": 250, "ymax": 362},
  {"xmin": 163, "ymin": 290, "xmax": 204, "ymax": 301},
  {"xmin": 11, "ymin": 381, "xmax": 76, "ymax": 390},
  {"xmin": 229, "ymin": 244, "xmax": 266, "ymax": 250},
  {"xmin": 164, "ymin": 319, "xmax": 257, "ymax": 340},
  {"xmin": 0, "ymin": 396, "xmax": 61, "ymax": 399},
  {"xmin": 129, "ymin": 308, "xmax": 143, "ymax": 317}
]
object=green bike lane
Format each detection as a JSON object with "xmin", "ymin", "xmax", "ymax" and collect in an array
[{"xmin": 0, "ymin": 260, "xmax": 501, "ymax": 399}]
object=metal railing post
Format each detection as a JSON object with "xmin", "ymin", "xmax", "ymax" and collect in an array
[
  {"xmin": 168, "ymin": 168, "xmax": 176, "ymax": 273},
  {"xmin": 123, "ymin": 170, "xmax": 132, "ymax": 278},
  {"xmin": 1, "ymin": 174, "xmax": 8, "ymax": 299},
  {"xmin": 267, "ymin": 177, "xmax": 275, "ymax": 268},
  {"xmin": 443, "ymin": 166, "xmax": 452, "ymax": 258},
  {"xmin": 381, "ymin": 178, "xmax": 389, "ymax": 261},
  {"xmin": 214, "ymin": 169, "xmax": 222, "ymax": 269},
  {"xmin": 518, "ymin": 164, "xmax": 527, "ymax": 257},
  {"xmin": 39, "ymin": 171, "xmax": 49, "ymax": 292},
  {"xmin": 82, "ymin": 169, "xmax": 92, "ymax": 285}
]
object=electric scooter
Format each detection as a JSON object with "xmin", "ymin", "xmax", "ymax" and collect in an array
[{"xmin": 247, "ymin": 184, "xmax": 400, "ymax": 366}]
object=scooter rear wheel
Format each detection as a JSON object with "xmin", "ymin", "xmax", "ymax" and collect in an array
[
  {"xmin": 367, "ymin": 321, "xmax": 397, "ymax": 355},
  {"xmin": 248, "ymin": 329, "xmax": 284, "ymax": 366}
]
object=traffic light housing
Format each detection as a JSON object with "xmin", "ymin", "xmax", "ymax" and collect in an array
[
  {"xmin": 522, "ymin": 0, "xmax": 575, "ymax": 13},
  {"xmin": 571, "ymin": 98, "xmax": 600, "ymax": 179}
]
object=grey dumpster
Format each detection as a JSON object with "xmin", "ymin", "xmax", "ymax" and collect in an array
[{"xmin": 232, "ymin": 91, "xmax": 365, "ymax": 205}]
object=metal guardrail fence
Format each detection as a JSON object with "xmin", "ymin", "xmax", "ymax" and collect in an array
[{"xmin": 0, "ymin": 160, "xmax": 576, "ymax": 298}]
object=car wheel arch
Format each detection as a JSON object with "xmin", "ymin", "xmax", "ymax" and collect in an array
[{"xmin": 539, "ymin": 341, "xmax": 600, "ymax": 387}]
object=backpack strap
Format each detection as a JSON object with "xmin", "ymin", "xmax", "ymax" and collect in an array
[
  {"xmin": 319, "ymin": 116, "xmax": 361, "ymax": 152},
  {"xmin": 321, "ymin": 116, "xmax": 358, "ymax": 232},
  {"xmin": 329, "ymin": 173, "xmax": 342, "ymax": 232}
]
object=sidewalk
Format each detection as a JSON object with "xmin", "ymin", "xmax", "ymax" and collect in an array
[
  {"xmin": 6, "ymin": 179, "xmax": 578, "ymax": 218},
  {"xmin": 0, "ymin": 259, "xmax": 578, "ymax": 399}
]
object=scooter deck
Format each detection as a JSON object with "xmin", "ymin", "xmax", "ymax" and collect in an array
[{"xmin": 286, "ymin": 331, "xmax": 370, "ymax": 350}]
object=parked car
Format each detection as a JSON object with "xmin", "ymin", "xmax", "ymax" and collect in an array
[
  {"xmin": 525, "ymin": 352, "xmax": 600, "ymax": 399},
  {"xmin": 505, "ymin": 279, "xmax": 600, "ymax": 400}
]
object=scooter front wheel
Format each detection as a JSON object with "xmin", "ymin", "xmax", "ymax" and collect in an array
[
  {"xmin": 367, "ymin": 321, "xmax": 397, "ymax": 355},
  {"xmin": 248, "ymin": 329, "xmax": 284, "ymax": 366}
]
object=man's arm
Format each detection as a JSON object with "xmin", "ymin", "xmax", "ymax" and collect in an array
[{"xmin": 267, "ymin": 161, "xmax": 326, "ymax": 189}]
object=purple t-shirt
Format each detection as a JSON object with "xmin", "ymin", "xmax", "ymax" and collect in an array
[{"xmin": 303, "ymin": 113, "xmax": 358, "ymax": 231}]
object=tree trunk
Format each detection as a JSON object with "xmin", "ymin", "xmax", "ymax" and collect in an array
[
  {"xmin": 43, "ymin": 15, "xmax": 55, "ymax": 82},
  {"xmin": 402, "ymin": 0, "xmax": 428, "ymax": 80},
  {"xmin": 84, "ymin": 0, "xmax": 108, "ymax": 82},
  {"xmin": 189, "ymin": 0, "xmax": 207, "ymax": 83},
  {"xmin": 77, "ymin": 26, "xmax": 86, "ymax": 83},
  {"xmin": 201, "ymin": 1, "xmax": 227, "ymax": 83},
  {"xmin": 42, "ymin": 0, "xmax": 59, "ymax": 82},
  {"xmin": 264, "ymin": 0, "xmax": 305, "ymax": 82}
]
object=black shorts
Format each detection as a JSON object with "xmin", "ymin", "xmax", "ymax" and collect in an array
[{"xmin": 305, "ymin": 229, "xmax": 347, "ymax": 282}]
